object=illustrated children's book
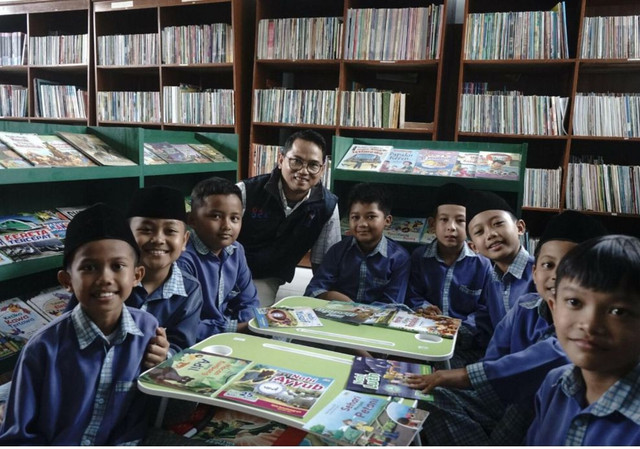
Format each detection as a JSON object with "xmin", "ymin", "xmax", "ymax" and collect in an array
[
  {"xmin": 337, "ymin": 144, "xmax": 393, "ymax": 172},
  {"xmin": 303, "ymin": 390, "xmax": 429, "ymax": 446},
  {"xmin": 0, "ymin": 131, "xmax": 67, "ymax": 167},
  {"xmin": 450, "ymin": 151, "xmax": 479, "ymax": 178},
  {"xmin": 380, "ymin": 310, "xmax": 462, "ymax": 339},
  {"xmin": 253, "ymin": 306, "xmax": 323, "ymax": 328},
  {"xmin": 143, "ymin": 146, "xmax": 167, "ymax": 165},
  {"xmin": 0, "ymin": 142, "xmax": 31, "ymax": 168},
  {"xmin": 24, "ymin": 285, "xmax": 72, "ymax": 321},
  {"xmin": 0, "ymin": 297, "xmax": 49, "ymax": 347},
  {"xmin": 475, "ymin": 151, "xmax": 521, "ymax": 181},
  {"xmin": 144, "ymin": 142, "xmax": 190, "ymax": 164},
  {"xmin": 55, "ymin": 205, "xmax": 88, "ymax": 220},
  {"xmin": 218, "ymin": 364, "xmax": 333, "ymax": 418},
  {"xmin": 413, "ymin": 149, "xmax": 458, "ymax": 176},
  {"xmin": 346, "ymin": 356, "xmax": 433, "ymax": 401},
  {"xmin": 39, "ymin": 135, "xmax": 96, "ymax": 167},
  {"xmin": 379, "ymin": 149, "xmax": 419, "ymax": 174},
  {"xmin": 171, "ymin": 143, "xmax": 212, "ymax": 164},
  {"xmin": 189, "ymin": 143, "xmax": 232, "ymax": 162},
  {"xmin": 384, "ymin": 216, "xmax": 427, "ymax": 243},
  {"xmin": 313, "ymin": 301, "xmax": 395, "ymax": 325},
  {"xmin": 57, "ymin": 132, "xmax": 136, "ymax": 166},
  {"xmin": 139, "ymin": 348, "xmax": 251, "ymax": 396},
  {"xmin": 0, "ymin": 226, "xmax": 64, "ymax": 261}
]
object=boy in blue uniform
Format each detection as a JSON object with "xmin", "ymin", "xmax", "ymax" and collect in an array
[
  {"xmin": 407, "ymin": 210, "xmax": 607, "ymax": 445},
  {"xmin": 0, "ymin": 203, "xmax": 160, "ymax": 445},
  {"xmin": 527, "ymin": 234, "xmax": 640, "ymax": 445},
  {"xmin": 405, "ymin": 183, "xmax": 493, "ymax": 364},
  {"xmin": 466, "ymin": 190, "xmax": 536, "ymax": 329},
  {"xmin": 127, "ymin": 185, "xmax": 203, "ymax": 356},
  {"xmin": 178, "ymin": 177, "xmax": 259, "ymax": 341},
  {"xmin": 304, "ymin": 182, "xmax": 410, "ymax": 304}
]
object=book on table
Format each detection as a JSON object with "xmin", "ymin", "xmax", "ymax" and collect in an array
[
  {"xmin": 312, "ymin": 301, "xmax": 396, "ymax": 325},
  {"xmin": 253, "ymin": 306, "xmax": 323, "ymax": 328},
  {"xmin": 377, "ymin": 310, "xmax": 462, "ymax": 339},
  {"xmin": 56, "ymin": 131, "xmax": 136, "ymax": 166}
]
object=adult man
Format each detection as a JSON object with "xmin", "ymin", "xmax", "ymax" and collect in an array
[{"xmin": 237, "ymin": 130, "xmax": 340, "ymax": 306}]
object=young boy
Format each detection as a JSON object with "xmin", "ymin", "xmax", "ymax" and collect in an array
[
  {"xmin": 527, "ymin": 234, "xmax": 640, "ymax": 445},
  {"xmin": 0, "ymin": 203, "xmax": 159, "ymax": 445},
  {"xmin": 304, "ymin": 182, "xmax": 410, "ymax": 304},
  {"xmin": 466, "ymin": 190, "xmax": 536, "ymax": 329},
  {"xmin": 405, "ymin": 183, "xmax": 494, "ymax": 364},
  {"xmin": 177, "ymin": 177, "xmax": 259, "ymax": 341},
  {"xmin": 407, "ymin": 210, "xmax": 608, "ymax": 445},
  {"xmin": 126, "ymin": 185, "xmax": 203, "ymax": 356}
]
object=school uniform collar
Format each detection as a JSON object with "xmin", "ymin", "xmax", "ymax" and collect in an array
[
  {"xmin": 349, "ymin": 234, "xmax": 388, "ymax": 257},
  {"xmin": 191, "ymin": 230, "xmax": 237, "ymax": 257},
  {"xmin": 519, "ymin": 292, "xmax": 554, "ymax": 327},
  {"xmin": 496, "ymin": 246, "xmax": 530, "ymax": 279},
  {"xmin": 71, "ymin": 303, "xmax": 143, "ymax": 350},
  {"xmin": 277, "ymin": 178, "xmax": 311, "ymax": 216},
  {"xmin": 423, "ymin": 239, "xmax": 476, "ymax": 262},
  {"xmin": 559, "ymin": 363, "xmax": 640, "ymax": 426}
]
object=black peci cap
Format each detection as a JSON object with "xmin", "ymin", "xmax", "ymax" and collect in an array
[
  {"xmin": 126, "ymin": 185, "xmax": 187, "ymax": 222},
  {"xmin": 537, "ymin": 210, "xmax": 608, "ymax": 249},
  {"xmin": 466, "ymin": 190, "xmax": 516, "ymax": 225}
]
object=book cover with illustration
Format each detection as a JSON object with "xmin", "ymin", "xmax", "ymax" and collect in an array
[
  {"xmin": 57, "ymin": 132, "xmax": 136, "ymax": 166},
  {"xmin": 384, "ymin": 216, "xmax": 427, "ymax": 243},
  {"xmin": 475, "ymin": 151, "xmax": 521, "ymax": 181},
  {"xmin": 0, "ymin": 132, "xmax": 66, "ymax": 167},
  {"xmin": 336, "ymin": 144, "xmax": 393, "ymax": 172},
  {"xmin": 55, "ymin": 205, "xmax": 87, "ymax": 220},
  {"xmin": 218, "ymin": 364, "xmax": 333, "ymax": 418},
  {"xmin": 0, "ymin": 142, "xmax": 31, "ymax": 168},
  {"xmin": 24, "ymin": 285, "xmax": 72, "ymax": 322},
  {"xmin": 189, "ymin": 143, "xmax": 232, "ymax": 162},
  {"xmin": 143, "ymin": 146, "xmax": 167, "ymax": 165},
  {"xmin": 0, "ymin": 226, "xmax": 64, "ymax": 261},
  {"xmin": 0, "ymin": 297, "xmax": 49, "ymax": 346},
  {"xmin": 303, "ymin": 390, "xmax": 428, "ymax": 446},
  {"xmin": 413, "ymin": 149, "xmax": 458, "ymax": 176},
  {"xmin": 379, "ymin": 149, "xmax": 419, "ymax": 174},
  {"xmin": 450, "ymin": 151, "xmax": 479, "ymax": 178},
  {"xmin": 379, "ymin": 311, "xmax": 461, "ymax": 339},
  {"xmin": 33, "ymin": 209, "xmax": 70, "ymax": 240},
  {"xmin": 313, "ymin": 301, "xmax": 395, "ymax": 325},
  {"xmin": 171, "ymin": 143, "xmax": 212, "ymax": 164},
  {"xmin": 140, "ymin": 348, "xmax": 251, "ymax": 396},
  {"xmin": 144, "ymin": 142, "xmax": 192, "ymax": 164},
  {"xmin": 253, "ymin": 306, "xmax": 323, "ymax": 328},
  {"xmin": 346, "ymin": 356, "xmax": 433, "ymax": 401},
  {"xmin": 39, "ymin": 135, "xmax": 96, "ymax": 167}
]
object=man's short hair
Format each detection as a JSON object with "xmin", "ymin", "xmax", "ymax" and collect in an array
[{"xmin": 282, "ymin": 129, "xmax": 327, "ymax": 159}]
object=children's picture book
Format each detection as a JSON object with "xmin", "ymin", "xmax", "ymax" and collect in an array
[
  {"xmin": 384, "ymin": 216, "xmax": 427, "ymax": 243},
  {"xmin": 189, "ymin": 143, "xmax": 232, "ymax": 162},
  {"xmin": 313, "ymin": 301, "xmax": 395, "ymax": 325},
  {"xmin": 346, "ymin": 356, "xmax": 433, "ymax": 401},
  {"xmin": 379, "ymin": 149, "xmax": 419, "ymax": 174},
  {"xmin": 0, "ymin": 331, "xmax": 23, "ymax": 359},
  {"xmin": 0, "ymin": 251, "xmax": 12, "ymax": 266},
  {"xmin": 139, "ymin": 348, "xmax": 251, "ymax": 396},
  {"xmin": 218, "ymin": 364, "xmax": 333, "ymax": 418},
  {"xmin": 57, "ymin": 132, "xmax": 136, "ymax": 166},
  {"xmin": 0, "ymin": 227, "xmax": 64, "ymax": 261},
  {"xmin": 303, "ymin": 390, "xmax": 429, "ymax": 446},
  {"xmin": 143, "ymin": 146, "xmax": 167, "ymax": 165},
  {"xmin": 171, "ymin": 143, "xmax": 212, "ymax": 164},
  {"xmin": 24, "ymin": 285, "xmax": 72, "ymax": 321},
  {"xmin": 0, "ymin": 142, "xmax": 31, "ymax": 168},
  {"xmin": 169, "ymin": 403, "xmax": 309, "ymax": 446},
  {"xmin": 0, "ymin": 297, "xmax": 49, "ymax": 346},
  {"xmin": 450, "ymin": 151, "xmax": 479, "ymax": 178},
  {"xmin": 0, "ymin": 213, "xmax": 42, "ymax": 233},
  {"xmin": 38, "ymin": 135, "xmax": 96, "ymax": 167},
  {"xmin": 33, "ymin": 209, "xmax": 70, "ymax": 240},
  {"xmin": 0, "ymin": 131, "xmax": 66, "ymax": 167},
  {"xmin": 413, "ymin": 149, "xmax": 458, "ymax": 176},
  {"xmin": 253, "ymin": 306, "xmax": 323, "ymax": 328},
  {"xmin": 475, "ymin": 151, "xmax": 521, "ymax": 181},
  {"xmin": 380, "ymin": 310, "xmax": 462, "ymax": 339},
  {"xmin": 336, "ymin": 144, "xmax": 393, "ymax": 172},
  {"xmin": 144, "ymin": 142, "xmax": 193, "ymax": 164}
]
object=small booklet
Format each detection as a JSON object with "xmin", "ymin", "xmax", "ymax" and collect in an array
[
  {"xmin": 253, "ymin": 306, "xmax": 323, "ymax": 328},
  {"xmin": 346, "ymin": 356, "xmax": 433, "ymax": 401},
  {"xmin": 336, "ymin": 144, "xmax": 393, "ymax": 172},
  {"xmin": 303, "ymin": 390, "xmax": 429, "ymax": 446},
  {"xmin": 380, "ymin": 311, "xmax": 461, "ymax": 339},
  {"xmin": 218, "ymin": 363, "xmax": 333, "ymax": 418},
  {"xmin": 313, "ymin": 301, "xmax": 396, "ymax": 325},
  {"xmin": 57, "ymin": 132, "xmax": 136, "ymax": 166},
  {"xmin": 0, "ymin": 297, "xmax": 49, "ymax": 347},
  {"xmin": 24, "ymin": 285, "xmax": 72, "ymax": 322},
  {"xmin": 139, "ymin": 348, "xmax": 251, "ymax": 397}
]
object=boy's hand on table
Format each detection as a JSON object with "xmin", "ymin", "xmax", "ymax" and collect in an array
[
  {"xmin": 415, "ymin": 305, "xmax": 442, "ymax": 317},
  {"xmin": 405, "ymin": 368, "xmax": 471, "ymax": 393},
  {"xmin": 143, "ymin": 327, "xmax": 170, "ymax": 369}
]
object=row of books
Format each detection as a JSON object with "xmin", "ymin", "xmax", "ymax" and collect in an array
[
  {"xmin": 523, "ymin": 167, "xmax": 563, "ymax": 209},
  {"xmin": 34, "ymin": 80, "xmax": 86, "ymax": 120},
  {"xmin": 162, "ymin": 86, "xmax": 235, "ymax": 125},
  {"xmin": 572, "ymin": 93, "xmax": 640, "ymax": 138},
  {"xmin": 28, "ymin": 34, "xmax": 88, "ymax": 65},
  {"xmin": 341, "ymin": 214, "xmax": 432, "ymax": 244},
  {"xmin": 464, "ymin": 2, "xmax": 569, "ymax": 60},
  {"xmin": 257, "ymin": 17, "xmax": 343, "ymax": 61},
  {"xmin": 253, "ymin": 88, "xmax": 337, "ymax": 126},
  {"xmin": 580, "ymin": 15, "xmax": 640, "ymax": 59},
  {"xmin": 0, "ymin": 84, "xmax": 27, "ymax": 117},
  {"xmin": 339, "ymin": 90, "xmax": 406, "ymax": 129},
  {"xmin": 338, "ymin": 144, "xmax": 522, "ymax": 181},
  {"xmin": 566, "ymin": 161, "xmax": 640, "ymax": 215},
  {"xmin": 162, "ymin": 23, "xmax": 233, "ymax": 64},
  {"xmin": 143, "ymin": 141, "xmax": 231, "ymax": 165},
  {"xmin": 459, "ymin": 91, "xmax": 569, "ymax": 136},
  {"xmin": 0, "ymin": 131, "xmax": 134, "ymax": 167},
  {"xmin": 96, "ymin": 91, "xmax": 161, "ymax": 123},
  {"xmin": 344, "ymin": 6, "xmax": 443, "ymax": 61},
  {"xmin": 97, "ymin": 33, "xmax": 159, "ymax": 66},
  {"xmin": 0, "ymin": 31, "xmax": 26, "ymax": 66}
]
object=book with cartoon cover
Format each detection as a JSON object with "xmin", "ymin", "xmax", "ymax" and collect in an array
[
  {"xmin": 0, "ymin": 132, "xmax": 65, "ymax": 167},
  {"xmin": 0, "ymin": 142, "xmax": 31, "ymax": 168},
  {"xmin": 475, "ymin": 151, "xmax": 521, "ymax": 181},
  {"xmin": 57, "ymin": 132, "xmax": 136, "ymax": 166},
  {"xmin": 336, "ymin": 144, "xmax": 393, "ymax": 172},
  {"xmin": 379, "ymin": 149, "xmax": 419, "ymax": 174},
  {"xmin": 413, "ymin": 149, "xmax": 458, "ymax": 176},
  {"xmin": 0, "ymin": 297, "xmax": 49, "ymax": 347},
  {"xmin": 253, "ymin": 306, "xmax": 323, "ymax": 328},
  {"xmin": 24, "ymin": 285, "xmax": 72, "ymax": 321},
  {"xmin": 450, "ymin": 151, "xmax": 478, "ymax": 178},
  {"xmin": 189, "ymin": 143, "xmax": 232, "ymax": 162},
  {"xmin": 218, "ymin": 364, "xmax": 333, "ymax": 418},
  {"xmin": 313, "ymin": 301, "xmax": 396, "ymax": 325},
  {"xmin": 384, "ymin": 216, "xmax": 427, "ymax": 243},
  {"xmin": 38, "ymin": 135, "xmax": 96, "ymax": 167},
  {"xmin": 139, "ymin": 348, "xmax": 251, "ymax": 396},
  {"xmin": 378, "ymin": 310, "xmax": 461, "ymax": 339}
]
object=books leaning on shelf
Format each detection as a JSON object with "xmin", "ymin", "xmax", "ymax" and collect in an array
[
  {"xmin": 23, "ymin": 285, "xmax": 72, "ymax": 322},
  {"xmin": 56, "ymin": 132, "xmax": 136, "ymax": 166},
  {"xmin": 339, "ymin": 90, "xmax": 406, "ymax": 129},
  {"xmin": 475, "ymin": 151, "xmax": 521, "ymax": 181},
  {"xmin": 0, "ymin": 142, "xmax": 30, "ymax": 168},
  {"xmin": 253, "ymin": 306, "xmax": 323, "ymax": 328},
  {"xmin": 580, "ymin": 14, "xmax": 640, "ymax": 59},
  {"xmin": 336, "ymin": 144, "xmax": 393, "ymax": 172},
  {"xmin": 0, "ymin": 297, "xmax": 50, "ymax": 350},
  {"xmin": 572, "ymin": 92, "xmax": 640, "ymax": 138},
  {"xmin": 0, "ymin": 84, "xmax": 27, "ymax": 118},
  {"xmin": 33, "ymin": 78, "xmax": 87, "ymax": 119},
  {"xmin": 250, "ymin": 144, "xmax": 282, "ymax": 177},
  {"xmin": 0, "ymin": 211, "xmax": 67, "ymax": 263},
  {"xmin": 303, "ymin": 390, "xmax": 429, "ymax": 446},
  {"xmin": 257, "ymin": 17, "xmax": 343, "ymax": 60},
  {"xmin": 253, "ymin": 88, "xmax": 337, "ymax": 126},
  {"xmin": 0, "ymin": 31, "xmax": 27, "ymax": 66},
  {"xmin": 143, "ymin": 141, "xmax": 230, "ymax": 164}
]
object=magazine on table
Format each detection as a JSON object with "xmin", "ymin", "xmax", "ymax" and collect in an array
[
  {"xmin": 312, "ymin": 301, "xmax": 397, "ymax": 325},
  {"xmin": 253, "ymin": 306, "xmax": 323, "ymax": 328}
]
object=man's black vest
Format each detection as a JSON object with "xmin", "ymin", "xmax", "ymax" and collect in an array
[{"xmin": 238, "ymin": 168, "xmax": 338, "ymax": 282}]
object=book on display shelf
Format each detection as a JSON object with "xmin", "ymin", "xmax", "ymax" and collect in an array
[
  {"xmin": 413, "ymin": 149, "xmax": 458, "ymax": 176},
  {"xmin": 39, "ymin": 135, "xmax": 96, "ymax": 167},
  {"xmin": 475, "ymin": 151, "xmax": 521, "ymax": 181},
  {"xmin": 189, "ymin": 143, "xmax": 232, "ymax": 163},
  {"xmin": 57, "ymin": 132, "xmax": 136, "ymax": 166},
  {"xmin": 336, "ymin": 144, "xmax": 393, "ymax": 172},
  {"xmin": 0, "ymin": 142, "xmax": 31, "ymax": 168},
  {"xmin": 0, "ymin": 297, "xmax": 49, "ymax": 347},
  {"xmin": 0, "ymin": 132, "xmax": 65, "ymax": 167},
  {"xmin": 24, "ymin": 285, "xmax": 72, "ymax": 322}
]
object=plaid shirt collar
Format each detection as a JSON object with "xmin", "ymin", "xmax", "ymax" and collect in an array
[
  {"xmin": 161, "ymin": 262, "xmax": 187, "ymax": 297},
  {"xmin": 71, "ymin": 303, "xmax": 143, "ymax": 350},
  {"xmin": 191, "ymin": 229, "xmax": 237, "ymax": 257},
  {"xmin": 349, "ymin": 234, "xmax": 388, "ymax": 257},
  {"xmin": 423, "ymin": 239, "xmax": 477, "ymax": 262},
  {"xmin": 495, "ymin": 246, "xmax": 530, "ymax": 279},
  {"xmin": 559, "ymin": 362, "xmax": 640, "ymax": 425}
]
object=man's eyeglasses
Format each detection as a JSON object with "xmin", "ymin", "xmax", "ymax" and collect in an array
[{"xmin": 286, "ymin": 157, "xmax": 323, "ymax": 174}]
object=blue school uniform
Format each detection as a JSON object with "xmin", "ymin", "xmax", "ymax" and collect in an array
[
  {"xmin": 527, "ymin": 363, "xmax": 640, "ymax": 445},
  {"xmin": 304, "ymin": 235, "xmax": 410, "ymax": 304},
  {"xmin": 405, "ymin": 239, "xmax": 493, "ymax": 348},
  {"xmin": 128, "ymin": 262, "xmax": 202, "ymax": 355},
  {"xmin": 177, "ymin": 233, "xmax": 259, "ymax": 340},
  {"xmin": 0, "ymin": 305, "xmax": 157, "ymax": 445}
]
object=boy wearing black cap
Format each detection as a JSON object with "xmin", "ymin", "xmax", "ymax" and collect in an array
[
  {"xmin": 466, "ymin": 190, "xmax": 535, "ymax": 329},
  {"xmin": 0, "ymin": 203, "xmax": 159, "ymax": 445},
  {"xmin": 406, "ymin": 210, "xmax": 608, "ymax": 445},
  {"xmin": 127, "ymin": 185, "xmax": 203, "ymax": 356},
  {"xmin": 405, "ymin": 183, "xmax": 494, "ymax": 366}
]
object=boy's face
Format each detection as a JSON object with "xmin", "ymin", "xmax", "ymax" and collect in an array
[
  {"xmin": 349, "ymin": 201, "xmax": 391, "ymax": 252},
  {"xmin": 550, "ymin": 278, "xmax": 640, "ymax": 380},
  {"xmin": 57, "ymin": 239, "xmax": 143, "ymax": 325},
  {"xmin": 278, "ymin": 138, "xmax": 324, "ymax": 198},
  {"xmin": 129, "ymin": 217, "xmax": 189, "ymax": 273},
  {"xmin": 188, "ymin": 194, "xmax": 243, "ymax": 255},
  {"xmin": 533, "ymin": 240, "xmax": 577, "ymax": 303},
  {"xmin": 431, "ymin": 204, "xmax": 466, "ymax": 251},
  {"xmin": 468, "ymin": 210, "xmax": 525, "ymax": 268}
]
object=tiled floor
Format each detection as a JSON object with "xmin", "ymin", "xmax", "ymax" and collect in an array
[{"xmin": 275, "ymin": 266, "xmax": 313, "ymax": 301}]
